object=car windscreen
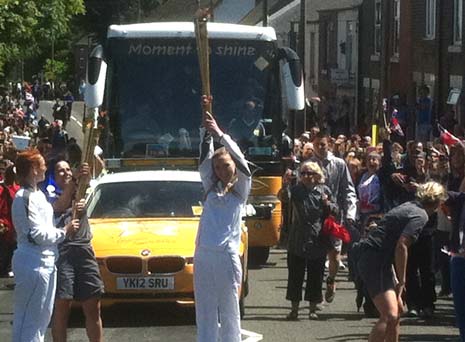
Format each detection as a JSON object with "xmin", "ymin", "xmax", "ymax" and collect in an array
[{"xmin": 87, "ymin": 181, "xmax": 204, "ymax": 218}]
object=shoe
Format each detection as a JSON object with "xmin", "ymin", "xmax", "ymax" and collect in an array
[
  {"xmin": 421, "ymin": 307, "xmax": 434, "ymax": 319},
  {"xmin": 314, "ymin": 303, "xmax": 324, "ymax": 311},
  {"xmin": 309, "ymin": 302, "xmax": 319, "ymax": 320},
  {"xmin": 437, "ymin": 290, "xmax": 451, "ymax": 298},
  {"xmin": 309, "ymin": 311, "xmax": 319, "ymax": 320},
  {"xmin": 405, "ymin": 309, "xmax": 419, "ymax": 317},
  {"xmin": 286, "ymin": 310, "xmax": 299, "ymax": 321},
  {"xmin": 325, "ymin": 276, "xmax": 336, "ymax": 303}
]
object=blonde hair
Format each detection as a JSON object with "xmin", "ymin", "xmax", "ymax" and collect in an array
[
  {"xmin": 299, "ymin": 161, "xmax": 325, "ymax": 184},
  {"xmin": 416, "ymin": 181, "xmax": 447, "ymax": 205}
]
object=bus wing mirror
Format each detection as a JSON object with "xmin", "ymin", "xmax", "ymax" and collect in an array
[
  {"xmin": 85, "ymin": 45, "xmax": 107, "ymax": 108},
  {"xmin": 278, "ymin": 47, "xmax": 305, "ymax": 111}
]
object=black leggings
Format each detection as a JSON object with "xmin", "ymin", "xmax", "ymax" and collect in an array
[{"xmin": 286, "ymin": 253, "xmax": 325, "ymax": 303}]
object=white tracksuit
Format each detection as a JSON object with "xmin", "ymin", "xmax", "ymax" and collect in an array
[
  {"xmin": 195, "ymin": 129, "xmax": 251, "ymax": 342},
  {"xmin": 11, "ymin": 188, "xmax": 66, "ymax": 342}
]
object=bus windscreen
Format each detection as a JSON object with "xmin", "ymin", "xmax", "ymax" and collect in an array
[{"xmin": 107, "ymin": 38, "xmax": 277, "ymax": 158}]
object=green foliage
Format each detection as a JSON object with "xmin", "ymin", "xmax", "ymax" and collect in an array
[
  {"xmin": 82, "ymin": 0, "xmax": 167, "ymax": 42},
  {"xmin": 0, "ymin": 0, "xmax": 85, "ymax": 77},
  {"xmin": 43, "ymin": 58, "xmax": 68, "ymax": 83}
]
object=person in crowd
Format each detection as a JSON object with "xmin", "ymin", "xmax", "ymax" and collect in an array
[
  {"xmin": 405, "ymin": 209, "xmax": 438, "ymax": 318},
  {"xmin": 0, "ymin": 164, "xmax": 19, "ymax": 277},
  {"xmin": 50, "ymin": 160, "xmax": 104, "ymax": 342},
  {"xmin": 358, "ymin": 152, "xmax": 383, "ymax": 230},
  {"xmin": 311, "ymin": 132, "xmax": 358, "ymax": 303},
  {"xmin": 300, "ymin": 142, "xmax": 314, "ymax": 162},
  {"xmin": 194, "ymin": 96, "xmax": 251, "ymax": 342},
  {"xmin": 416, "ymin": 85, "xmax": 433, "ymax": 142},
  {"xmin": 11, "ymin": 149, "xmax": 79, "ymax": 342},
  {"xmin": 279, "ymin": 160, "xmax": 337, "ymax": 320},
  {"xmin": 347, "ymin": 157, "xmax": 363, "ymax": 187},
  {"xmin": 355, "ymin": 181, "xmax": 446, "ymax": 342},
  {"xmin": 228, "ymin": 98, "xmax": 265, "ymax": 149},
  {"xmin": 391, "ymin": 142, "xmax": 404, "ymax": 169},
  {"xmin": 444, "ymin": 189, "xmax": 465, "ymax": 342}
]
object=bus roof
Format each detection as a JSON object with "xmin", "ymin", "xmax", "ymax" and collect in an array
[{"xmin": 107, "ymin": 22, "xmax": 277, "ymax": 41}]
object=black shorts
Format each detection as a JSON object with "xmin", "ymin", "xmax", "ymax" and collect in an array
[
  {"xmin": 56, "ymin": 244, "xmax": 104, "ymax": 301},
  {"xmin": 357, "ymin": 247, "xmax": 394, "ymax": 299}
]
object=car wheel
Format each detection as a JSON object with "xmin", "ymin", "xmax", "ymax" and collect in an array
[
  {"xmin": 239, "ymin": 296, "xmax": 245, "ymax": 319},
  {"xmin": 248, "ymin": 246, "xmax": 270, "ymax": 266}
]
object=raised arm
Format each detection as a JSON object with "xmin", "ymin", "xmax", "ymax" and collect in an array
[
  {"xmin": 202, "ymin": 101, "xmax": 251, "ymax": 201},
  {"xmin": 199, "ymin": 126, "xmax": 215, "ymax": 191}
]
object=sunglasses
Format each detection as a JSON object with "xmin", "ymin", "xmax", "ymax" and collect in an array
[{"xmin": 300, "ymin": 171, "xmax": 318, "ymax": 177}]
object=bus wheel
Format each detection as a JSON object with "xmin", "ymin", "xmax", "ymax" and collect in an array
[{"xmin": 248, "ymin": 246, "xmax": 270, "ymax": 266}]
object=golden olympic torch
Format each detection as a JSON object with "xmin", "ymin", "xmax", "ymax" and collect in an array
[
  {"xmin": 74, "ymin": 45, "xmax": 108, "ymax": 214},
  {"xmin": 195, "ymin": 7, "xmax": 212, "ymax": 119}
]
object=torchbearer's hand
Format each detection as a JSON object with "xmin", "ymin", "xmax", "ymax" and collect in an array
[
  {"xmin": 73, "ymin": 199, "xmax": 86, "ymax": 218},
  {"xmin": 204, "ymin": 111, "xmax": 224, "ymax": 140},
  {"xmin": 64, "ymin": 219, "xmax": 80, "ymax": 235},
  {"xmin": 78, "ymin": 163, "xmax": 90, "ymax": 177}
]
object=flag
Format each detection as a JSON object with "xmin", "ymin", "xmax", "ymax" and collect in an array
[
  {"xmin": 390, "ymin": 110, "xmax": 404, "ymax": 136},
  {"xmin": 438, "ymin": 124, "xmax": 461, "ymax": 146}
]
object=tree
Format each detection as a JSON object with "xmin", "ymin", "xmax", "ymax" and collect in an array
[
  {"xmin": 0, "ymin": 0, "xmax": 85, "ymax": 78},
  {"xmin": 82, "ymin": 0, "xmax": 168, "ymax": 43}
]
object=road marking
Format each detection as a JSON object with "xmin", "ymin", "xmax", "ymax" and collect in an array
[
  {"xmin": 71, "ymin": 115, "xmax": 82, "ymax": 128},
  {"xmin": 241, "ymin": 329, "xmax": 263, "ymax": 342}
]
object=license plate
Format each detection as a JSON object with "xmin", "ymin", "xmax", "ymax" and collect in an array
[{"xmin": 116, "ymin": 277, "xmax": 174, "ymax": 290}]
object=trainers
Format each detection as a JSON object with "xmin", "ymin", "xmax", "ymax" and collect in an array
[
  {"xmin": 405, "ymin": 309, "xmax": 419, "ymax": 318},
  {"xmin": 309, "ymin": 302, "xmax": 319, "ymax": 320},
  {"xmin": 325, "ymin": 276, "xmax": 336, "ymax": 303},
  {"xmin": 309, "ymin": 311, "xmax": 319, "ymax": 320},
  {"xmin": 437, "ymin": 290, "xmax": 451, "ymax": 298},
  {"xmin": 421, "ymin": 307, "xmax": 434, "ymax": 319}
]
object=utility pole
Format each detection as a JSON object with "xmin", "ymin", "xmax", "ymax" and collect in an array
[
  {"xmin": 298, "ymin": 0, "xmax": 307, "ymax": 130},
  {"xmin": 263, "ymin": 0, "xmax": 268, "ymax": 27}
]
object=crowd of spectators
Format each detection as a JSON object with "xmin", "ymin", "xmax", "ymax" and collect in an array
[
  {"xmin": 0, "ymin": 82, "xmax": 79, "ymax": 278},
  {"xmin": 282, "ymin": 125, "xmax": 465, "ymax": 340}
]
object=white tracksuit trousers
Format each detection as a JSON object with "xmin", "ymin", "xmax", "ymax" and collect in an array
[
  {"xmin": 12, "ymin": 249, "xmax": 57, "ymax": 342},
  {"xmin": 194, "ymin": 246, "xmax": 242, "ymax": 342}
]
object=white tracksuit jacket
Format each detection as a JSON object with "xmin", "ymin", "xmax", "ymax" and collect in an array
[
  {"xmin": 195, "ymin": 129, "xmax": 251, "ymax": 342},
  {"xmin": 11, "ymin": 188, "xmax": 66, "ymax": 342}
]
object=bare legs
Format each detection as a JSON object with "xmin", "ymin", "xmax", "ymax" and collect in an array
[
  {"xmin": 52, "ymin": 298, "xmax": 103, "ymax": 342},
  {"xmin": 369, "ymin": 290, "xmax": 400, "ymax": 342}
]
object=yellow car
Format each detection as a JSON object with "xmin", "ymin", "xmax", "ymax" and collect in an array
[{"xmin": 86, "ymin": 170, "xmax": 249, "ymax": 314}]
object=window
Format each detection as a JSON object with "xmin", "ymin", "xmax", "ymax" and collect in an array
[
  {"xmin": 425, "ymin": 0, "xmax": 436, "ymax": 39},
  {"xmin": 454, "ymin": 0, "xmax": 463, "ymax": 45},
  {"xmin": 346, "ymin": 22, "xmax": 354, "ymax": 72},
  {"xmin": 392, "ymin": 0, "xmax": 400, "ymax": 56},
  {"xmin": 374, "ymin": 0, "xmax": 382, "ymax": 54}
]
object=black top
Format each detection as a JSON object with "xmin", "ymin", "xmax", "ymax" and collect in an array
[
  {"xmin": 282, "ymin": 183, "xmax": 337, "ymax": 259},
  {"xmin": 55, "ymin": 207, "xmax": 93, "ymax": 249}
]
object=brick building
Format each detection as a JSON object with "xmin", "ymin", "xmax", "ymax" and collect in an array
[{"xmin": 359, "ymin": 0, "xmax": 464, "ymax": 138}]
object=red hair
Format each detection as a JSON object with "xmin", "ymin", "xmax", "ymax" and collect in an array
[{"xmin": 15, "ymin": 149, "xmax": 43, "ymax": 183}]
